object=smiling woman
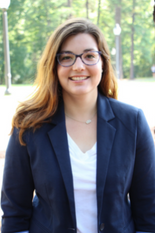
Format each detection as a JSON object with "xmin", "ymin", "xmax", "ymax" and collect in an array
[
  {"xmin": 1, "ymin": 18, "xmax": 155, "ymax": 233},
  {"xmin": 57, "ymin": 33, "xmax": 103, "ymax": 101}
]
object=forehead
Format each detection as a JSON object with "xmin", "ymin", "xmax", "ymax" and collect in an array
[{"xmin": 60, "ymin": 33, "xmax": 98, "ymax": 52}]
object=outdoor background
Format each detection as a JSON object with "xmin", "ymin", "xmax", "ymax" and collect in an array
[
  {"xmin": 0, "ymin": 0, "xmax": 155, "ymax": 83},
  {"xmin": 0, "ymin": 0, "xmax": 155, "ymax": 231}
]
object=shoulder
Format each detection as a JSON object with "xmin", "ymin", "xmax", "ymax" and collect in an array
[
  {"xmin": 108, "ymin": 97, "xmax": 139, "ymax": 116},
  {"xmin": 11, "ymin": 122, "xmax": 54, "ymax": 147},
  {"xmin": 108, "ymin": 98, "xmax": 152, "ymax": 140},
  {"xmin": 99, "ymin": 94, "xmax": 147, "ymax": 135},
  {"xmin": 99, "ymin": 93, "xmax": 140, "ymax": 118}
]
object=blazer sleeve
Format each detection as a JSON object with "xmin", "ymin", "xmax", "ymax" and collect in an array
[
  {"xmin": 1, "ymin": 128, "xmax": 34, "ymax": 233},
  {"xmin": 129, "ymin": 109, "xmax": 155, "ymax": 232}
]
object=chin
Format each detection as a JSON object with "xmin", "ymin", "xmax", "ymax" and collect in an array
[{"xmin": 72, "ymin": 87, "xmax": 97, "ymax": 96}]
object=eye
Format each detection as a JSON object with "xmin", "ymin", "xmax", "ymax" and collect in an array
[
  {"xmin": 60, "ymin": 55, "xmax": 73, "ymax": 61},
  {"xmin": 57, "ymin": 52, "xmax": 75, "ymax": 66},
  {"xmin": 87, "ymin": 54, "xmax": 94, "ymax": 58},
  {"xmin": 84, "ymin": 52, "xmax": 96, "ymax": 60}
]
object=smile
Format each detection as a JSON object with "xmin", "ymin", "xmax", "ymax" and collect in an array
[{"xmin": 70, "ymin": 77, "xmax": 89, "ymax": 81}]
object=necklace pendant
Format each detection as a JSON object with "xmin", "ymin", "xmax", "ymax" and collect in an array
[{"xmin": 86, "ymin": 119, "xmax": 91, "ymax": 124}]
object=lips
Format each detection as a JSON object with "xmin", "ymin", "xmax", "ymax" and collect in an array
[{"xmin": 69, "ymin": 76, "xmax": 89, "ymax": 81}]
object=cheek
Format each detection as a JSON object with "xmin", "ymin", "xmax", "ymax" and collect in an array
[
  {"xmin": 92, "ymin": 63, "xmax": 102, "ymax": 77},
  {"xmin": 57, "ymin": 67, "xmax": 65, "ymax": 86},
  {"xmin": 57, "ymin": 65, "xmax": 62, "ymax": 81},
  {"xmin": 92, "ymin": 63, "xmax": 102, "ymax": 85},
  {"xmin": 57, "ymin": 65, "xmax": 70, "ymax": 82}
]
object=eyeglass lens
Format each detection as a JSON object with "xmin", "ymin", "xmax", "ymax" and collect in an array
[{"xmin": 57, "ymin": 51, "xmax": 100, "ymax": 67}]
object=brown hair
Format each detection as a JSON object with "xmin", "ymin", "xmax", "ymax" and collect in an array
[{"xmin": 11, "ymin": 18, "xmax": 118, "ymax": 145}]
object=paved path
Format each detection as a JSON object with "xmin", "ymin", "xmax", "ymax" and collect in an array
[{"xmin": 118, "ymin": 80, "xmax": 155, "ymax": 127}]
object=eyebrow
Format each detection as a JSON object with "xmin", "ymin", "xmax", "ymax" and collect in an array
[{"xmin": 60, "ymin": 48, "xmax": 96, "ymax": 53}]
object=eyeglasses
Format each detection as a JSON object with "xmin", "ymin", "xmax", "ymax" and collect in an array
[{"xmin": 56, "ymin": 51, "xmax": 102, "ymax": 67}]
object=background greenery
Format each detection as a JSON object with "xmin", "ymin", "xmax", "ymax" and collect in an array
[{"xmin": 0, "ymin": 0, "xmax": 155, "ymax": 84}]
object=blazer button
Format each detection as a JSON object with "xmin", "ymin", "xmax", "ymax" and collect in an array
[{"xmin": 100, "ymin": 223, "xmax": 105, "ymax": 231}]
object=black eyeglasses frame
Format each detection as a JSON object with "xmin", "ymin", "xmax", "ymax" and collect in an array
[{"xmin": 56, "ymin": 51, "xmax": 102, "ymax": 67}]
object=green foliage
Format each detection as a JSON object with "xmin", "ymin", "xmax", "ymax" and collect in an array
[
  {"xmin": 0, "ymin": 0, "xmax": 154, "ymax": 83},
  {"xmin": 0, "ymin": 13, "xmax": 4, "ymax": 84}
]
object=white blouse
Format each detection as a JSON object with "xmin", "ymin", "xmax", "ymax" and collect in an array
[{"xmin": 67, "ymin": 133, "xmax": 97, "ymax": 233}]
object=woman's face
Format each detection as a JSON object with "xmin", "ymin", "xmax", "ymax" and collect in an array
[{"xmin": 57, "ymin": 33, "xmax": 103, "ymax": 98}]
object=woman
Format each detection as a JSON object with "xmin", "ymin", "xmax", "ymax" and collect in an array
[{"xmin": 1, "ymin": 18, "xmax": 155, "ymax": 233}]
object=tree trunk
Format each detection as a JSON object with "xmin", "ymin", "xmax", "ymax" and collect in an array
[
  {"xmin": 67, "ymin": 0, "xmax": 72, "ymax": 19},
  {"xmin": 153, "ymin": 0, "xmax": 155, "ymax": 22},
  {"xmin": 115, "ymin": 5, "xmax": 123, "ymax": 79},
  {"xmin": 130, "ymin": 0, "xmax": 135, "ymax": 79},
  {"xmin": 86, "ymin": 0, "xmax": 89, "ymax": 19},
  {"xmin": 97, "ymin": 0, "xmax": 101, "ymax": 26},
  {"xmin": 68, "ymin": 0, "xmax": 72, "ymax": 7},
  {"xmin": 44, "ymin": 0, "xmax": 50, "ymax": 27}
]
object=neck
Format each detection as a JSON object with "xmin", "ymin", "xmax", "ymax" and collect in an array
[{"xmin": 63, "ymin": 91, "xmax": 98, "ymax": 119}]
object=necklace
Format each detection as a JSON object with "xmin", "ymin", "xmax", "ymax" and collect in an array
[{"xmin": 65, "ymin": 112, "xmax": 96, "ymax": 124}]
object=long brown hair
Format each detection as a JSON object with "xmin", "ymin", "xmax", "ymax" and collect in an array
[{"xmin": 12, "ymin": 18, "xmax": 118, "ymax": 145}]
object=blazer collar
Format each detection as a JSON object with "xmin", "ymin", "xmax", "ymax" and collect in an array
[
  {"xmin": 96, "ymin": 93, "xmax": 116, "ymax": 219},
  {"xmin": 97, "ymin": 92, "xmax": 115, "ymax": 122},
  {"xmin": 48, "ymin": 93, "xmax": 116, "ymax": 224},
  {"xmin": 50, "ymin": 98, "xmax": 65, "ymax": 125},
  {"xmin": 48, "ymin": 98, "xmax": 76, "ymax": 227},
  {"xmin": 51, "ymin": 93, "xmax": 115, "ymax": 124}
]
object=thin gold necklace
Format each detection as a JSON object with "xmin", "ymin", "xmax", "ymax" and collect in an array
[{"xmin": 65, "ymin": 112, "xmax": 96, "ymax": 124}]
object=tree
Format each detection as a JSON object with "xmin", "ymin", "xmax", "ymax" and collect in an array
[
  {"xmin": 0, "ymin": 0, "xmax": 154, "ymax": 84},
  {"xmin": 67, "ymin": 0, "xmax": 72, "ymax": 19},
  {"xmin": 101, "ymin": 0, "xmax": 124, "ymax": 79},
  {"xmin": 97, "ymin": 0, "xmax": 101, "ymax": 25},
  {"xmin": 86, "ymin": 0, "xmax": 89, "ymax": 19},
  {"xmin": 130, "ymin": 0, "xmax": 135, "ymax": 79},
  {"xmin": 115, "ymin": 3, "xmax": 123, "ymax": 79},
  {"xmin": 0, "ymin": 13, "xmax": 4, "ymax": 84}
]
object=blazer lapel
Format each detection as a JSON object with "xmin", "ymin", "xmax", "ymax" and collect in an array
[
  {"xmin": 97, "ymin": 94, "xmax": 116, "ymax": 218},
  {"xmin": 47, "ymin": 95, "xmax": 116, "ymax": 224},
  {"xmin": 47, "ymin": 100, "xmax": 76, "ymax": 225}
]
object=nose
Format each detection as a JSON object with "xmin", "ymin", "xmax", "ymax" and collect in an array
[{"xmin": 72, "ymin": 57, "xmax": 85, "ymax": 71}]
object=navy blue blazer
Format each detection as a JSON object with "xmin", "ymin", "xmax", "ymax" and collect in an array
[{"xmin": 1, "ymin": 93, "xmax": 155, "ymax": 233}]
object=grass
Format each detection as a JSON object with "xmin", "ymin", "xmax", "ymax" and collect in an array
[
  {"xmin": 133, "ymin": 77, "xmax": 155, "ymax": 82},
  {"xmin": 0, "ymin": 84, "xmax": 33, "ymax": 88},
  {"xmin": 121, "ymin": 77, "xmax": 155, "ymax": 82}
]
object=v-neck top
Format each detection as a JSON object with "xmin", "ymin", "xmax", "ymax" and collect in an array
[{"xmin": 67, "ymin": 133, "xmax": 97, "ymax": 233}]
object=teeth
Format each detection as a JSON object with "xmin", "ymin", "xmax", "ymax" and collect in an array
[{"xmin": 70, "ymin": 77, "xmax": 88, "ymax": 81}]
